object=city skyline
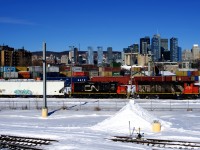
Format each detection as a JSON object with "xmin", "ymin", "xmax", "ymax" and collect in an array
[{"xmin": 0, "ymin": 0, "xmax": 200, "ymax": 52}]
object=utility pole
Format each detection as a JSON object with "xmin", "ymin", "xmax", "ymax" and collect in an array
[{"xmin": 42, "ymin": 42, "xmax": 48, "ymax": 118}]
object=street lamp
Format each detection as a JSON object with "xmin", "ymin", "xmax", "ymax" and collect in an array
[
  {"xmin": 42, "ymin": 42, "xmax": 48, "ymax": 118},
  {"xmin": 69, "ymin": 46, "xmax": 74, "ymax": 98}
]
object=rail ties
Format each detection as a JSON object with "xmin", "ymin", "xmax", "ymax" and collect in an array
[
  {"xmin": 0, "ymin": 134, "xmax": 58, "ymax": 150},
  {"xmin": 110, "ymin": 136, "xmax": 200, "ymax": 149}
]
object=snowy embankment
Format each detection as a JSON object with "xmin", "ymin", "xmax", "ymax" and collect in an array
[{"xmin": 92, "ymin": 100, "xmax": 171, "ymax": 133}]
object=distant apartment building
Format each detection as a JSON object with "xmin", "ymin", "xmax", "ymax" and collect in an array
[
  {"xmin": 182, "ymin": 49, "xmax": 192, "ymax": 61},
  {"xmin": 61, "ymin": 55, "xmax": 68, "ymax": 65},
  {"xmin": 0, "ymin": 45, "xmax": 14, "ymax": 66},
  {"xmin": 192, "ymin": 44, "xmax": 200, "ymax": 60},
  {"xmin": 0, "ymin": 46, "xmax": 32, "ymax": 66}
]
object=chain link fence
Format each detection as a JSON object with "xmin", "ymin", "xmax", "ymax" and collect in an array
[{"xmin": 1, "ymin": 98, "xmax": 200, "ymax": 111}]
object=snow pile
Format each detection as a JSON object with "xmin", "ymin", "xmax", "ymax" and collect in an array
[{"xmin": 92, "ymin": 100, "xmax": 171, "ymax": 134}]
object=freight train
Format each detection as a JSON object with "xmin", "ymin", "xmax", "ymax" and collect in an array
[
  {"xmin": 133, "ymin": 76, "xmax": 200, "ymax": 99},
  {"xmin": 0, "ymin": 75, "xmax": 199, "ymax": 99}
]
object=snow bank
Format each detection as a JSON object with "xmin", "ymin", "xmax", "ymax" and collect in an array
[{"xmin": 92, "ymin": 100, "xmax": 171, "ymax": 134}]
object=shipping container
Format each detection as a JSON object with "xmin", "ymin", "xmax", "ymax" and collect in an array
[
  {"xmin": 16, "ymin": 67, "xmax": 27, "ymax": 71},
  {"xmin": 99, "ymin": 71, "xmax": 112, "ymax": 77},
  {"xmin": 81, "ymin": 65, "xmax": 98, "ymax": 71},
  {"xmin": 73, "ymin": 71, "xmax": 89, "ymax": 77},
  {"xmin": 99, "ymin": 67, "xmax": 112, "ymax": 72},
  {"xmin": 18, "ymin": 71, "xmax": 31, "ymax": 79},
  {"xmin": 90, "ymin": 76, "xmax": 130, "ymax": 85},
  {"xmin": 89, "ymin": 71, "xmax": 99, "ymax": 77},
  {"xmin": 47, "ymin": 66, "xmax": 59, "ymax": 72},
  {"xmin": 112, "ymin": 72, "xmax": 120, "ymax": 76},
  {"xmin": 3, "ymin": 66, "xmax": 16, "ymax": 72},
  {"xmin": 187, "ymin": 71, "xmax": 191, "ymax": 77},
  {"xmin": 28, "ymin": 66, "xmax": 42, "ymax": 72},
  {"xmin": 65, "ymin": 66, "xmax": 71, "ymax": 71},
  {"xmin": 176, "ymin": 71, "xmax": 187, "ymax": 76},
  {"xmin": 3, "ymin": 72, "xmax": 18, "ymax": 78},
  {"xmin": 191, "ymin": 71, "xmax": 199, "ymax": 76},
  {"xmin": 0, "ymin": 67, "xmax": 3, "ymax": 72},
  {"xmin": 72, "ymin": 67, "xmax": 82, "ymax": 72}
]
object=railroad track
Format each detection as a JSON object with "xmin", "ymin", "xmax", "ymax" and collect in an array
[
  {"xmin": 0, "ymin": 134, "xmax": 58, "ymax": 150},
  {"xmin": 110, "ymin": 136, "xmax": 200, "ymax": 149}
]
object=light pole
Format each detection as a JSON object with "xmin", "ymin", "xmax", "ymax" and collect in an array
[
  {"xmin": 69, "ymin": 46, "xmax": 74, "ymax": 98},
  {"xmin": 42, "ymin": 42, "xmax": 48, "ymax": 118},
  {"xmin": 130, "ymin": 48, "xmax": 133, "ymax": 98}
]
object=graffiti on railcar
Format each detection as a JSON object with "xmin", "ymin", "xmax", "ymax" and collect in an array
[{"xmin": 14, "ymin": 89, "xmax": 32, "ymax": 95}]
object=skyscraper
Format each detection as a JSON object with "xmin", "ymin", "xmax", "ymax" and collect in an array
[
  {"xmin": 170, "ymin": 37, "xmax": 178, "ymax": 62},
  {"xmin": 151, "ymin": 34, "xmax": 161, "ymax": 61},
  {"xmin": 88, "ymin": 46, "xmax": 94, "ymax": 64},
  {"xmin": 97, "ymin": 46, "xmax": 103, "ymax": 66},
  {"xmin": 160, "ymin": 39, "xmax": 168, "ymax": 51},
  {"xmin": 73, "ymin": 47, "xmax": 78, "ymax": 64},
  {"xmin": 140, "ymin": 36, "xmax": 150, "ymax": 54},
  {"xmin": 107, "ymin": 47, "xmax": 113, "ymax": 64},
  {"xmin": 178, "ymin": 47, "xmax": 182, "ymax": 62}
]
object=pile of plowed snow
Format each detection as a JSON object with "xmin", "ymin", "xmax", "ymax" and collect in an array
[{"xmin": 92, "ymin": 100, "xmax": 171, "ymax": 134}]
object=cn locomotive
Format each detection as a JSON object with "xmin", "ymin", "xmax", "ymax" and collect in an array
[
  {"xmin": 68, "ymin": 81, "xmax": 128, "ymax": 98},
  {"xmin": 133, "ymin": 76, "xmax": 199, "ymax": 99}
]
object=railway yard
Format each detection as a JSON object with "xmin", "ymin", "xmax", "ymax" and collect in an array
[{"xmin": 1, "ymin": 98, "xmax": 200, "ymax": 149}]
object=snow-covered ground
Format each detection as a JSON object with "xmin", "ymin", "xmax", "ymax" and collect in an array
[{"xmin": 1, "ymin": 98, "xmax": 200, "ymax": 150}]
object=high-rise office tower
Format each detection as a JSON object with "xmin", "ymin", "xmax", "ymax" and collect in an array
[
  {"xmin": 88, "ymin": 46, "xmax": 94, "ymax": 64},
  {"xmin": 73, "ymin": 47, "xmax": 78, "ymax": 64},
  {"xmin": 170, "ymin": 37, "xmax": 178, "ymax": 62},
  {"xmin": 161, "ymin": 39, "xmax": 168, "ymax": 51},
  {"xmin": 151, "ymin": 34, "xmax": 161, "ymax": 61},
  {"xmin": 178, "ymin": 47, "xmax": 182, "ymax": 62},
  {"xmin": 140, "ymin": 36, "xmax": 150, "ymax": 54},
  {"xmin": 161, "ymin": 38, "xmax": 169, "ymax": 61},
  {"xmin": 107, "ymin": 47, "xmax": 113, "ymax": 64},
  {"xmin": 97, "ymin": 46, "xmax": 103, "ymax": 65}
]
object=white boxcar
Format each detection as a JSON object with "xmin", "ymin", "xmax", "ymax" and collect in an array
[{"xmin": 0, "ymin": 80, "xmax": 65, "ymax": 97}]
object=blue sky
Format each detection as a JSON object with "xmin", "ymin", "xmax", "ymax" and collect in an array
[{"xmin": 0, "ymin": 0, "xmax": 200, "ymax": 52}]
